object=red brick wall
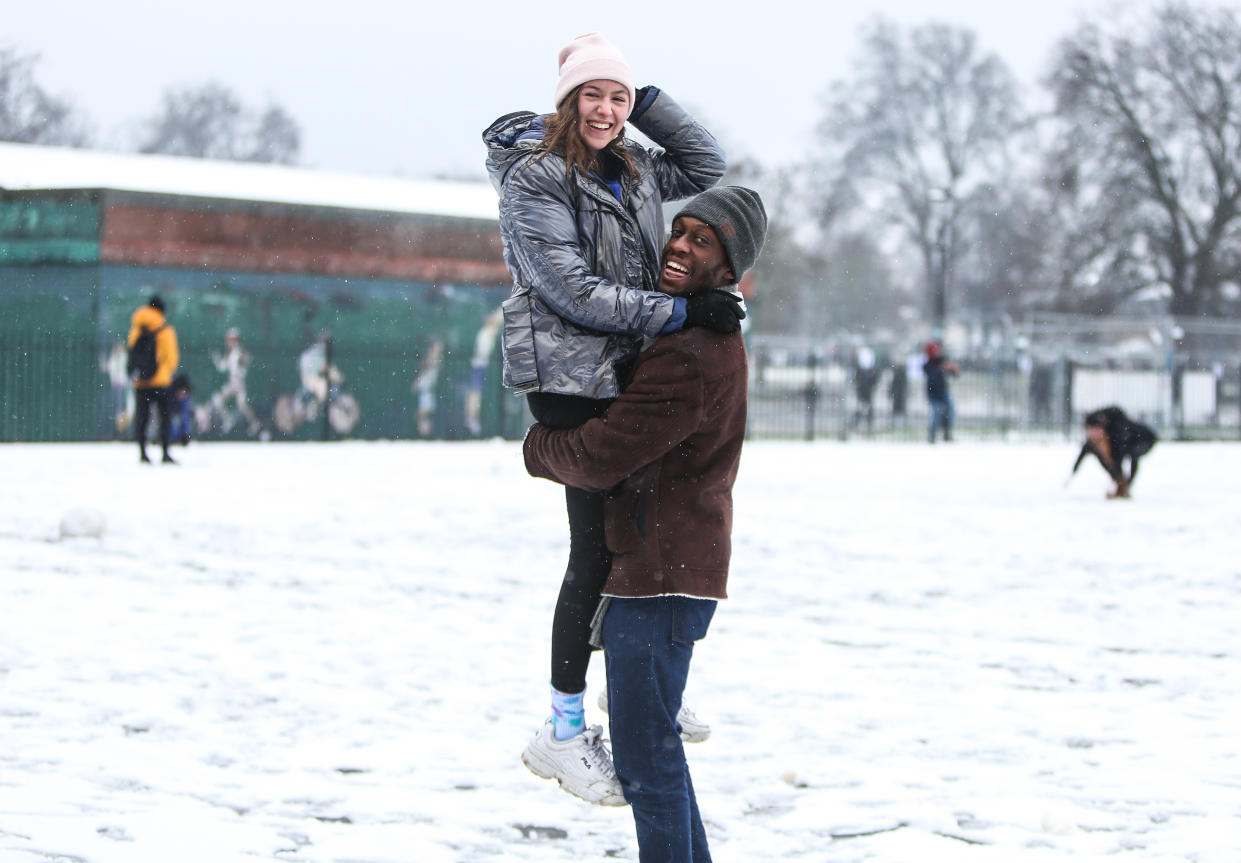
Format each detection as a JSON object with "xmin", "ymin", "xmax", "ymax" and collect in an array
[{"xmin": 99, "ymin": 202, "xmax": 511, "ymax": 285}]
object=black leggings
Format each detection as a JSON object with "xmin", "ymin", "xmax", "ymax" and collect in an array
[
  {"xmin": 528, "ymin": 392, "xmax": 613, "ymax": 695},
  {"xmin": 134, "ymin": 387, "xmax": 172, "ymax": 455}
]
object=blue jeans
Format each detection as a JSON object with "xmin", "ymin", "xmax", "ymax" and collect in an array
[
  {"xmin": 928, "ymin": 396, "xmax": 954, "ymax": 442},
  {"xmin": 170, "ymin": 396, "xmax": 192, "ymax": 443},
  {"xmin": 603, "ymin": 596, "xmax": 716, "ymax": 863}
]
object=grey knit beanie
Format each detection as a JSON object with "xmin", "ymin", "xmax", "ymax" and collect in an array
[{"xmin": 675, "ymin": 186, "xmax": 768, "ymax": 280}]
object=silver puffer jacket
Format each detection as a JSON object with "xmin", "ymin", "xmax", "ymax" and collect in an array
[{"xmin": 482, "ymin": 89, "xmax": 725, "ymax": 398}]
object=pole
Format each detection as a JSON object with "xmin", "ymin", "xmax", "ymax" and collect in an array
[
  {"xmin": 928, "ymin": 188, "xmax": 952, "ymax": 334},
  {"xmin": 805, "ymin": 351, "xmax": 818, "ymax": 442},
  {"xmin": 933, "ymin": 241, "xmax": 947, "ymax": 334},
  {"xmin": 322, "ymin": 335, "xmax": 333, "ymax": 443}
]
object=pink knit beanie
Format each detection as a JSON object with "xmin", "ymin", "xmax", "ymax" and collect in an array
[{"xmin": 554, "ymin": 32, "xmax": 636, "ymax": 115}]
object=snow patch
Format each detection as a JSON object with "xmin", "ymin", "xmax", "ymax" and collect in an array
[{"xmin": 58, "ymin": 507, "xmax": 107, "ymax": 539}]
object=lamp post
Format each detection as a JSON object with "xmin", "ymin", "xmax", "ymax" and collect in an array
[
  {"xmin": 927, "ymin": 188, "xmax": 953, "ymax": 335},
  {"xmin": 322, "ymin": 333, "xmax": 333, "ymax": 442},
  {"xmin": 933, "ymin": 236, "xmax": 948, "ymax": 333}
]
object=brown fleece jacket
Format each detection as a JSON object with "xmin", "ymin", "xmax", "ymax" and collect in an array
[{"xmin": 523, "ymin": 326, "xmax": 747, "ymax": 599}]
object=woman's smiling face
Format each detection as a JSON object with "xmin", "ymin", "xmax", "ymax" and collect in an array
[{"xmin": 574, "ymin": 80, "xmax": 631, "ymax": 152}]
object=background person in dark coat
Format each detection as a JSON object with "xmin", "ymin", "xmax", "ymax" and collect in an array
[
  {"xmin": 888, "ymin": 360, "xmax": 908, "ymax": 424},
  {"xmin": 923, "ymin": 339, "xmax": 959, "ymax": 443},
  {"xmin": 525, "ymin": 186, "xmax": 767, "ymax": 863},
  {"xmin": 169, "ymin": 373, "xmax": 192, "ymax": 446},
  {"xmin": 126, "ymin": 295, "xmax": 180, "ymax": 464},
  {"xmin": 851, "ymin": 347, "xmax": 877, "ymax": 433},
  {"xmin": 1070, "ymin": 406, "xmax": 1158, "ymax": 498}
]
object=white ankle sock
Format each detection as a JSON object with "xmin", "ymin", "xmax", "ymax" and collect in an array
[{"xmin": 550, "ymin": 685, "xmax": 585, "ymax": 741}]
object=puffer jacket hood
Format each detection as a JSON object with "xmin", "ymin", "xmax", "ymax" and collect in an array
[
  {"xmin": 130, "ymin": 304, "xmax": 164, "ymax": 333},
  {"xmin": 483, "ymin": 111, "xmax": 544, "ymax": 194},
  {"xmin": 482, "ymin": 88, "xmax": 726, "ymax": 399}
]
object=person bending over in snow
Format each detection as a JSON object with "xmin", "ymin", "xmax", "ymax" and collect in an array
[{"xmin": 1070, "ymin": 406, "xmax": 1157, "ymax": 499}]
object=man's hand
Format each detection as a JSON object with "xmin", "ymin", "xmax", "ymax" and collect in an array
[{"xmin": 684, "ymin": 290, "xmax": 745, "ymax": 334}]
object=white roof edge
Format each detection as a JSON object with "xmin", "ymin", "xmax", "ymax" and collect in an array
[{"xmin": 0, "ymin": 141, "xmax": 500, "ymax": 222}]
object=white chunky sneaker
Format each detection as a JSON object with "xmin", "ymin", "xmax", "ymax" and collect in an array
[
  {"xmin": 521, "ymin": 720, "xmax": 626, "ymax": 806},
  {"xmin": 597, "ymin": 691, "xmax": 711, "ymax": 743}
]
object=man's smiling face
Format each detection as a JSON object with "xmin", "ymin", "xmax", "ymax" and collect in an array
[{"xmin": 658, "ymin": 216, "xmax": 735, "ymax": 296}]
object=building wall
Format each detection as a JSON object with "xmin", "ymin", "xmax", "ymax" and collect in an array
[
  {"xmin": 97, "ymin": 266, "xmax": 514, "ymax": 441},
  {"xmin": 98, "ymin": 193, "xmax": 510, "ymax": 284},
  {"xmin": 0, "ymin": 264, "xmax": 101, "ymax": 441},
  {"xmin": 0, "ymin": 189, "xmax": 526, "ymax": 443},
  {"xmin": 0, "ymin": 192, "xmax": 100, "ymax": 266}
]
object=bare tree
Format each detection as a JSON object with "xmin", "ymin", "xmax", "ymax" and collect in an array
[
  {"xmin": 248, "ymin": 105, "xmax": 300, "ymax": 164},
  {"xmin": 722, "ymin": 156, "xmax": 909, "ymax": 337},
  {"xmin": 817, "ymin": 230, "xmax": 907, "ymax": 336},
  {"xmin": 0, "ymin": 45, "xmax": 90, "ymax": 146},
  {"xmin": 955, "ymin": 182, "xmax": 1051, "ymax": 317},
  {"xmin": 722, "ymin": 158, "xmax": 821, "ymax": 335},
  {"xmin": 816, "ymin": 19, "xmax": 1022, "ymax": 329},
  {"xmin": 139, "ymin": 82, "xmax": 300, "ymax": 164},
  {"xmin": 1048, "ymin": 2, "xmax": 1241, "ymax": 317}
]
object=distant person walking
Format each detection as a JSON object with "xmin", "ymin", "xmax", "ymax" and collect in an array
[
  {"xmin": 126, "ymin": 295, "xmax": 180, "ymax": 464},
  {"xmin": 851, "ymin": 346, "xmax": 877, "ymax": 433},
  {"xmin": 1029, "ymin": 361, "xmax": 1054, "ymax": 424},
  {"xmin": 888, "ymin": 360, "xmax": 907, "ymax": 426},
  {"xmin": 170, "ymin": 373, "xmax": 193, "ymax": 446},
  {"xmin": 1070, "ymin": 406, "xmax": 1157, "ymax": 498},
  {"xmin": 923, "ymin": 339, "xmax": 959, "ymax": 443}
]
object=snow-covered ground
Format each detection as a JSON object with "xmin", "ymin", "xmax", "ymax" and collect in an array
[{"xmin": 1, "ymin": 440, "xmax": 1237, "ymax": 863}]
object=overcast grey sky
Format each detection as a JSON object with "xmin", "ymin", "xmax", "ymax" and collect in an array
[{"xmin": 6, "ymin": 0, "xmax": 1179, "ymax": 182}]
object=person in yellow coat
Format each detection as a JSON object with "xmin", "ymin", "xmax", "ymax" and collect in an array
[{"xmin": 126, "ymin": 295, "xmax": 180, "ymax": 464}]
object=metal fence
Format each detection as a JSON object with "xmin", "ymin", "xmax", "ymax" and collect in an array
[
  {"xmin": 747, "ymin": 334, "xmax": 1241, "ymax": 443},
  {"xmin": 0, "ymin": 333, "xmax": 529, "ymax": 443},
  {"xmin": 749, "ymin": 350, "xmax": 1070, "ymax": 442},
  {"xmin": 5, "ymin": 325, "xmax": 1240, "ymax": 444},
  {"xmin": 1, "ymin": 332, "xmax": 100, "ymax": 442}
]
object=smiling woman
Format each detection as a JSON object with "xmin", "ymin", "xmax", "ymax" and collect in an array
[
  {"xmin": 480, "ymin": 28, "xmax": 733, "ymax": 816},
  {"xmin": 574, "ymin": 80, "xmax": 632, "ymax": 152}
]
